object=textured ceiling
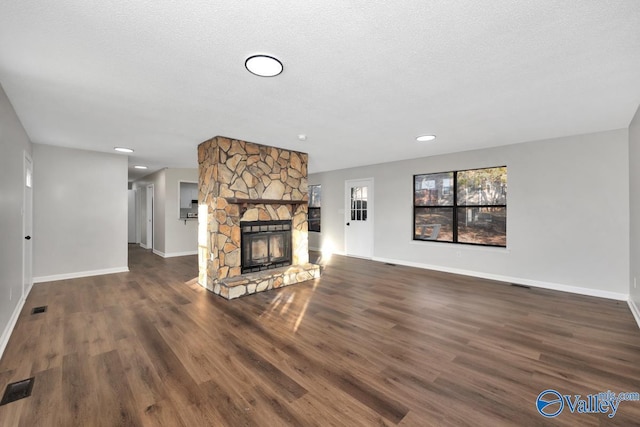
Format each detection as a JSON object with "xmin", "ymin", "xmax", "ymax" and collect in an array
[{"xmin": 1, "ymin": 1, "xmax": 639, "ymax": 180}]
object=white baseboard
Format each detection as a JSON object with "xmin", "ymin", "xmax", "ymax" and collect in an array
[
  {"xmin": 153, "ymin": 249, "xmax": 197, "ymax": 258},
  {"xmin": 371, "ymin": 256, "xmax": 628, "ymax": 301},
  {"xmin": 314, "ymin": 249, "xmax": 346, "ymax": 256},
  {"xmin": 628, "ymin": 299, "xmax": 640, "ymax": 329},
  {"xmin": 140, "ymin": 243, "xmax": 149, "ymax": 249},
  {"xmin": 0, "ymin": 287, "xmax": 32, "ymax": 360},
  {"xmin": 33, "ymin": 266, "xmax": 129, "ymax": 283}
]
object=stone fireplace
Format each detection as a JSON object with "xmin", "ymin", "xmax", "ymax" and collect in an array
[{"xmin": 197, "ymin": 136, "xmax": 320, "ymax": 299}]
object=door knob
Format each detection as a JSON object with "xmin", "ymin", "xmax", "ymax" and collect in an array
[
  {"xmin": 25, "ymin": 236, "xmax": 31, "ymax": 240},
  {"xmin": 346, "ymin": 222, "xmax": 350, "ymax": 226}
]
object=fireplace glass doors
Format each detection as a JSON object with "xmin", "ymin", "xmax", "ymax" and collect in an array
[{"xmin": 240, "ymin": 220, "xmax": 292, "ymax": 273}]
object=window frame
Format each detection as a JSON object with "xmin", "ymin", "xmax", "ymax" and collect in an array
[
  {"xmin": 413, "ymin": 166, "xmax": 507, "ymax": 247},
  {"xmin": 308, "ymin": 184, "xmax": 321, "ymax": 233}
]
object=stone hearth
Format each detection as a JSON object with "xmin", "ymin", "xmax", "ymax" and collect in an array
[{"xmin": 197, "ymin": 136, "xmax": 320, "ymax": 299}]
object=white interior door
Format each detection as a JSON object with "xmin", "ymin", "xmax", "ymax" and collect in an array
[
  {"xmin": 345, "ymin": 178, "xmax": 374, "ymax": 258},
  {"xmin": 146, "ymin": 184, "xmax": 154, "ymax": 250},
  {"xmin": 23, "ymin": 153, "xmax": 33, "ymax": 298}
]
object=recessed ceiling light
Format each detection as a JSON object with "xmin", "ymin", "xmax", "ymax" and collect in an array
[
  {"xmin": 298, "ymin": 134, "xmax": 307, "ymax": 141},
  {"xmin": 416, "ymin": 135, "xmax": 436, "ymax": 142},
  {"xmin": 245, "ymin": 55, "xmax": 283, "ymax": 77},
  {"xmin": 134, "ymin": 165, "xmax": 148, "ymax": 169},
  {"xmin": 114, "ymin": 147, "xmax": 134, "ymax": 153}
]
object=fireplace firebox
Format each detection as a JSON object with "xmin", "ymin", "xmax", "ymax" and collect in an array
[{"xmin": 241, "ymin": 220, "xmax": 292, "ymax": 274}]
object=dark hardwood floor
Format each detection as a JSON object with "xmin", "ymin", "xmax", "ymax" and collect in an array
[{"xmin": 1, "ymin": 245, "xmax": 639, "ymax": 426}]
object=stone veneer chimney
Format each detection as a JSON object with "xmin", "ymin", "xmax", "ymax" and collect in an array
[{"xmin": 197, "ymin": 136, "xmax": 320, "ymax": 299}]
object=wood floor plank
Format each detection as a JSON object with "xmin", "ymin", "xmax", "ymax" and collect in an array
[
  {"xmin": 198, "ymin": 379, "xmax": 259, "ymax": 426},
  {"xmin": 223, "ymin": 331, "xmax": 308, "ymax": 402},
  {"xmin": 1, "ymin": 245, "xmax": 640, "ymax": 426},
  {"xmin": 60, "ymin": 352, "xmax": 100, "ymax": 426},
  {"xmin": 87, "ymin": 350, "xmax": 142, "ymax": 426},
  {"xmin": 137, "ymin": 399, "xmax": 188, "ymax": 427},
  {"xmin": 129, "ymin": 311, "xmax": 203, "ymax": 408},
  {"xmin": 155, "ymin": 319, "xmax": 220, "ymax": 384},
  {"xmin": 115, "ymin": 336, "xmax": 166, "ymax": 412}
]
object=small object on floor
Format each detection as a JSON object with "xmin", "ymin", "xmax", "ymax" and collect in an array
[
  {"xmin": 0, "ymin": 377, "xmax": 35, "ymax": 406},
  {"xmin": 31, "ymin": 305, "xmax": 47, "ymax": 314}
]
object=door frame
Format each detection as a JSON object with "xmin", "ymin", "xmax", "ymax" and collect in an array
[
  {"xmin": 146, "ymin": 184, "xmax": 154, "ymax": 250},
  {"xmin": 22, "ymin": 151, "xmax": 33, "ymax": 299},
  {"xmin": 344, "ymin": 177, "xmax": 374, "ymax": 258},
  {"xmin": 135, "ymin": 188, "xmax": 142, "ymax": 244}
]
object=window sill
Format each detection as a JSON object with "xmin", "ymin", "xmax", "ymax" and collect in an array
[{"xmin": 409, "ymin": 239, "xmax": 510, "ymax": 253}]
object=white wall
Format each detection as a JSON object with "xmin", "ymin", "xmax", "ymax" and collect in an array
[
  {"xmin": 629, "ymin": 105, "xmax": 640, "ymax": 324},
  {"xmin": 164, "ymin": 168, "xmax": 198, "ymax": 256},
  {"xmin": 32, "ymin": 144, "xmax": 128, "ymax": 281},
  {"xmin": 0, "ymin": 84, "xmax": 32, "ymax": 358},
  {"xmin": 127, "ymin": 189, "xmax": 136, "ymax": 243},
  {"xmin": 310, "ymin": 129, "xmax": 630, "ymax": 300}
]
